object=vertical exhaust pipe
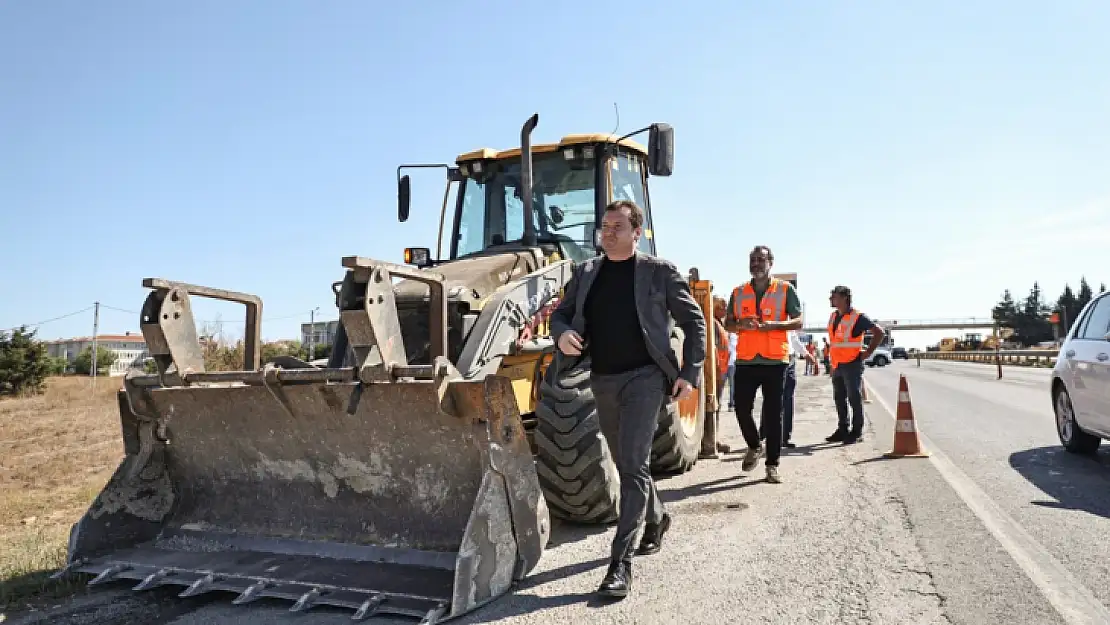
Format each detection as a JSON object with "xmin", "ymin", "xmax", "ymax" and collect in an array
[{"xmin": 521, "ymin": 113, "xmax": 539, "ymax": 247}]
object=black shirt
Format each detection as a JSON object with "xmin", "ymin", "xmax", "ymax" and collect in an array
[{"xmin": 583, "ymin": 257, "xmax": 655, "ymax": 375}]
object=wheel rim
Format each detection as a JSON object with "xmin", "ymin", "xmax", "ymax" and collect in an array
[
  {"xmin": 677, "ymin": 389, "xmax": 700, "ymax": 438},
  {"xmin": 1055, "ymin": 390, "xmax": 1074, "ymax": 442}
]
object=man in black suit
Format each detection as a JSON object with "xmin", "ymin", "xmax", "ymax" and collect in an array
[{"xmin": 550, "ymin": 199, "xmax": 707, "ymax": 599}]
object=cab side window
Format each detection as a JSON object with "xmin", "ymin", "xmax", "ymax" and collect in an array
[{"xmin": 610, "ymin": 152, "xmax": 655, "ymax": 255}]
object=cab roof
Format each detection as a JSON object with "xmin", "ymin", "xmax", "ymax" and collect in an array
[{"xmin": 455, "ymin": 133, "xmax": 647, "ymax": 164}]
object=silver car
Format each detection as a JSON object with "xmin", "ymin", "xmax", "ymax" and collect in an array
[{"xmin": 1052, "ymin": 290, "xmax": 1110, "ymax": 454}]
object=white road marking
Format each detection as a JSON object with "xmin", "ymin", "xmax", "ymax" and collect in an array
[{"xmin": 866, "ymin": 380, "xmax": 1110, "ymax": 625}]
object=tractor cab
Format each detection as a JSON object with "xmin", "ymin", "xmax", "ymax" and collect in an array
[{"xmin": 397, "ymin": 122, "xmax": 674, "ymax": 267}]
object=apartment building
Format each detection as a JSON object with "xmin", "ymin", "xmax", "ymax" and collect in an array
[{"xmin": 45, "ymin": 332, "xmax": 149, "ymax": 376}]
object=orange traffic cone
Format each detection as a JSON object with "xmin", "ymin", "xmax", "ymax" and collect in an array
[{"xmin": 883, "ymin": 374, "xmax": 930, "ymax": 458}]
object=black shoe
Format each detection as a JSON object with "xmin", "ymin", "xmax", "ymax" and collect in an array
[
  {"xmin": 597, "ymin": 560, "xmax": 632, "ymax": 598},
  {"xmin": 843, "ymin": 432, "xmax": 863, "ymax": 444},
  {"xmin": 825, "ymin": 429, "xmax": 848, "ymax": 442},
  {"xmin": 636, "ymin": 513, "xmax": 672, "ymax": 556},
  {"xmin": 783, "ymin": 440, "xmax": 796, "ymax": 448}
]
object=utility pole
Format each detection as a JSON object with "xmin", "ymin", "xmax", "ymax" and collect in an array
[
  {"xmin": 91, "ymin": 301, "xmax": 100, "ymax": 381},
  {"xmin": 308, "ymin": 308, "xmax": 315, "ymax": 361}
]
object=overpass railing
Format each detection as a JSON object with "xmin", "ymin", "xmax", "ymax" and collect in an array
[{"xmin": 913, "ymin": 349, "xmax": 1057, "ymax": 367}]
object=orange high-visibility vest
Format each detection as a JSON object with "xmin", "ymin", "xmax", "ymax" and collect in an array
[
  {"xmin": 827, "ymin": 309, "xmax": 865, "ymax": 369},
  {"xmin": 714, "ymin": 319, "xmax": 730, "ymax": 379},
  {"xmin": 731, "ymin": 279, "xmax": 790, "ymax": 362}
]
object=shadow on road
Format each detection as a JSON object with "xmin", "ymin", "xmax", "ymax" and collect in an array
[
  {"xmin": 545, "ymin": 518, "xmax": 612, "ymax": 548},
  {"xmin": 1009, "ymin": 446, "xmax": 1110, "ymax": 519}
]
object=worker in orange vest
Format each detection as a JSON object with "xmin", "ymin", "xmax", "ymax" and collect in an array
[
  {"xmin": 825, "ymin": 285, "xmax": 885, "ymax": 444},
  {"xmin": 700, "ymin": 295, "xmax": 734, "ymax": 459},
  {"xmin": 724, "ymin": 245, "xmax": 804, "ymax": 484}
]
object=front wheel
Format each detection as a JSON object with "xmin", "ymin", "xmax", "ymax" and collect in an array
[{"xmin": 533, "ymin": 352, "xmax": 620, "ymax": 524}]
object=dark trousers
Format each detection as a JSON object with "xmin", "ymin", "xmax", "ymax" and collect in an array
[
  {"xmin": 733, "ymin": 363, "xmax": 787, "ymax": 467},
  {"xmin": 781, "ymin": 360, "xmax": 796, "ymax": 442},
  {"xmin": 591, "ymin": 364, "xmax": 668, "ymax": 563},
  {"xmin": 832, "ymin": 360, "xmax": 865, "ymax": 434}
]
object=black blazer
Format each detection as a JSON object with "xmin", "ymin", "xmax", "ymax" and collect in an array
[{"xmin": 549, "ymin": 251, "xmax": 707, "ymax": 388}]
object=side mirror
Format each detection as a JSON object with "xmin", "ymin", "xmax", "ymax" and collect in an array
[
  {"xmin": 647, "ymin": 123, "xmax": 674, "ymax": 177},
  {"xmin": 398, "ymin": 175, "xmax": 411, "ymax": 222}
]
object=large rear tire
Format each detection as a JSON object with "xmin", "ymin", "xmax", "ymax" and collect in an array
[
  {"xmin": 650, "ymin": 367, "xmax": 705, "ymax": 474},
  {"xmin": 534, "ymin": 353, "xmax": 620, "ymax": 524},
  {"xmin": 649, "ymin": 330, "xmax": 706, "ymax": 474}
]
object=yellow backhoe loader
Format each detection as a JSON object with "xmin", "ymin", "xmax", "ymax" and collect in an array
[{"xmin": 54, "ymin": 113, "xmax": 719, "ymax": 623}]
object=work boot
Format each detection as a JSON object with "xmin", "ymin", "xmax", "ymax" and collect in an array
[
  {"xmin": 716, "ymin": 441, "xmax": 732, "ymax": 453},
  {"xmin": 636, "ymin": 512, "xmax": 672, "ymax": 556},
  {"xmin": 825, "ymin": 429, "xmax": 847, "ymax": 442},
  {"xmin": 766, "ymin": 465, "xmax": 782, "ymax": 483},
  {"xmin": 741, "ymin": 446, "xmax": 764, "ymax": 472},
  {"xmin": 597, "ymin": 560, "xmax": 632, "ymax": 598}
]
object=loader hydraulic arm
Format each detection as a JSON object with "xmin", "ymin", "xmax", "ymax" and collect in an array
[
  {"xmin": 454, "ymin": 258, "xmax": 575, "ymax": 379},
  {"xmin": 139, "ymin": 278, "xmax": 263, "ymax": 382},
  {"xmin": 334, "ymin": 256, "xmax": 448, "ymax": 383}
]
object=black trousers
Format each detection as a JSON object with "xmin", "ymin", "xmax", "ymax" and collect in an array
[{"xmin": 733, "ymin": 363, "xmax": 787, "ymax": 467}]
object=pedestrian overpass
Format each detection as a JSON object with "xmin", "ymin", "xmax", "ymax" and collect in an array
[{"xmin": 801, "ymin": 317, "xmax": 998, "ymax": 334}]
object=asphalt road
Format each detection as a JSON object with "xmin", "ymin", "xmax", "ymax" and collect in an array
[
  {"xmin": 863, "ymin": 359, "xmax": 1110, "ymax": 623},
  {"xmin": 8, "ymin": 364, "xmax": 1108, "ymax": 625}
]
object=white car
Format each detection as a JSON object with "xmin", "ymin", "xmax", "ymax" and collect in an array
[
  {"xmin": 864, "ymin": 346, "xmax": 892, "ymax": 367},
  {"xmin": 1051, "ymin": 290, "xmax": 1110, "ymax": 454}
]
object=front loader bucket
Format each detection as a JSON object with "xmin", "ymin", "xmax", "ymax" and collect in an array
[{"xmin": 58, "ymin": 367, "xmax": 549, "ymax": 623}]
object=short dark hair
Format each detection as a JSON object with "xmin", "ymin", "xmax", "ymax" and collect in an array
[
  {"xmin": 831, "ymin": 285, "xmax": 852, "ymax": 306},
  {"xmin": 750, "ymin": 245, "xmax": 774, "ymax": 263},
  {"xmin": 605, "ymin": 199, "xmax": 644, "ymax": 230}
]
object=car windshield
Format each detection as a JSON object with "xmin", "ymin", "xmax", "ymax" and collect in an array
[{"xmin": 453, "ymin": 153, "xmax": 597, "ymax": 263}]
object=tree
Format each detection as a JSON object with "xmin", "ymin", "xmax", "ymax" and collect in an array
[
  {"xmin": 73, "ymin": 344, "xmax": 118, "ymax": 375},
  {"xmin": 992, "ymin": 289, "xmax": 1019, "ymax": 328},
  {"xmin": 1055, "ymin": 283, "xmax": 1079, "ymax": 333},
  {"xmin": 0, "ymin": 326, "xmax": 51, "ymax": 396},
  {"xmin": 1077, "ymin": 277, "xmax": 1094, "ymax": 312},
  {"xmin": 1012, "ymin": 282, "xmax": 1053, "ymax": 346},
  {"xmin": 1101, "ymin": 282, "xmax": 1107, "ymax": 294}
]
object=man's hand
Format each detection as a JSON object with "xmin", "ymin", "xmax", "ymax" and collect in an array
[
  {"xmin": 557, "ymin": 330, "xmax": 584, "ymax": 356},
  {"xmin": 738, "ymin": 317, "xmax": 759, "ymax": 330},
  {"xmin": 672, "ymin": 378, "xmax": 693, "ymax": 401}
]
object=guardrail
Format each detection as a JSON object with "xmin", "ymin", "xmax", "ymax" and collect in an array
[{"xmin": 912, "ymin": 349, "xmax": 1057, "ymax": 368}]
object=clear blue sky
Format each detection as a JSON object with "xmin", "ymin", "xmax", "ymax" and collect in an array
[{"xmin": 2, "ymin": 1, "xmax": 1108, "ymax": 350}]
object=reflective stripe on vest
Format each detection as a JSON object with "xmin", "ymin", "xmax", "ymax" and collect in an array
[
  {"xmin": 732, "ymin": 279, "xmax": 790, "ymax": 362},
  {"xmin": 826, "ymin": 309, "xmax": 864, "ymax": 369}
]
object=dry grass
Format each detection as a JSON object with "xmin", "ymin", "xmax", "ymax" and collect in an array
[{"xmin": 0, "ymin": 375, "xmax": 125, "ymax": 611}]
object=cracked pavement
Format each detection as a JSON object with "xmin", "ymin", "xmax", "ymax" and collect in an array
[{"xmin": 8, "ymin": 370, "xmax": 1071, "ymax": 624}]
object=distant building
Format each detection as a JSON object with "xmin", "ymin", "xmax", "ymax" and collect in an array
[
  {"xmin": 45, "ymin": 332, "xmax": 148, "ymax": 376},
  {"xmin": 300, "ymin": 320, "xmax": 340, "ymax": 348}
]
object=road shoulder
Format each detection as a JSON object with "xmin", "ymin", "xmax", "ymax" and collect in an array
[{"xmin": 863, "ymin": 370, "xmax": 1066, "ymax": 625}]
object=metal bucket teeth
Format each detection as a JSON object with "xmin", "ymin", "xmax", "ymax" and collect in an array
[{"xmin": 72, "ymin": 551, "xmax": 452, "ymax": 621}]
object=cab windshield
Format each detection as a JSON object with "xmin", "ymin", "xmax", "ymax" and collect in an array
[{"xmin": 453, "ymin": 153, "xmax": 597, "ymax": 263}]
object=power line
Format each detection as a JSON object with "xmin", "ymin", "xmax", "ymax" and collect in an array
[
  {"xmin": 100, "ymin": 304, "xmax": 322, "ymax": 324},
  {"xmin": 2, "ymin": 305, "xmax": 95, "ymax": 334},
  {"xmin": 4, "ymin": 303, "xmax": 326, "ymax": 338}
]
